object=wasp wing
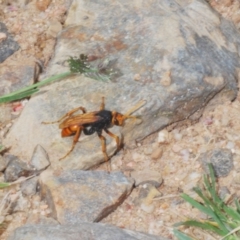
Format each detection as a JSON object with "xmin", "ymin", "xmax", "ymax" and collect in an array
[{"xmin": 59, "ymin": 111, "xmax": 101, "ymax": 129}]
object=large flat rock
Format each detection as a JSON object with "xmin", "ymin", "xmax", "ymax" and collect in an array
[
  {"xmin": 7, "ymin": 223, "xmax": 168, "ymax": 240},
  {"xmin": 4, "ymin": 0, "xmax": 240, "ymax": 170}
]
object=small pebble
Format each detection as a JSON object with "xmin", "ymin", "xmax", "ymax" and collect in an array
[
  {"xmin": 0, "ymin": 32, "xmax": 7, "ymax": 41},
  {"xmin": 132, "ymin": 152, "xmax": 145, "ymax": 162},
  {"xmin": 46, "ymin": 20, "xmax": 62, "ymax": 38},
  {"xmin": 140, "ymin": 202, "xmax": 154, "ymax": 213},
  {"xmin": 126, "ymin": 161, "xmax": 135, "ymax": 168},
  {"xmin": 151, "ymin": 147, "xmax": 163, "ymax": 160},
  {"xmin": 143, "ymin": 146, "xmax": 152, "ymax": 155},
  {"xmin": 157, "ymin": 129, "xmax": 169, "ymax": 143},
  {"xmin": 171, "ymin": 144, "xmax": 182, "ymax": 153},
  {"xmin": 226, "ymin": 141, "xmax": 235, "ymax": 151},
  {"xmin": 134, "ymin": 74, "xmax": 141, "ymax": 81},
  {"xmin": 221, "ymin": 114, "xmax": 230, "ymax": 127},
  {"xmin": 21, "ymin": 177, "xmax": 38, "ymax": 196},
  {"xmin": 172, "ymin": 129, "xmax": 182, "ymax": 141},
  {"xmin": 40, "ymin": 204, "xmax": 48, "ymax": 210},
  {"xmin": 160, "ymin": 71, "xmax": 171, "ymax": 86},
  {"xmin": 188, "ymin": 172, "xmax": 201, "ymax": 181},
  {"xmin": 198, "ymin": 148, "xmax": 233, "ymax": 177},
  {"xmin": 36, "ymin": 0, "xmax": 52, "ymax": 11},
  {"xmin": 30, "ymin": 144, "xmax": 50, "ymax": 171},
  {"xmin": 180, "ymin": 149, "xmax": 190, "ymax": 161}
]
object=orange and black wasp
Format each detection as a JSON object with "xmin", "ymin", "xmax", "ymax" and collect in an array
[{"xmin": 42, "ymin": 97, "xmax": 145, "ymax": 167}]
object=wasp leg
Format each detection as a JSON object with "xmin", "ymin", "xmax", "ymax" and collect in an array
[
  {"xmin": 100, "ymin": 97, "xmax": 105, "ymax": 110},
  {"xmin": 97, "ymin": 132, "xmax": 110, "ymax": 171},
  {"xmin": 104, "ymin": 129, "xmax": 121, "ymax": 151},
  {"xmin": 42, "ymin": 107, "xmax": 86, "ymax": 124},
  {"xmin": 59, "ymin": 127, "xmax": 82, "ymax": 160}
]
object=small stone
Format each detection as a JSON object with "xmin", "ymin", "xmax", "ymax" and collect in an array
[
  {"xmin": 143, "ymin": 146, "xmax": 152, "ymax": 155},
  {"xmin": 13, "ymin": 194, "xmax": 30, "ymax": 212},
  {"xmin": 171, "ymin": 144, "xmax": 182, "ymax": 153},
  {"xmin": 4, "ymin": 155, "xmax": 35, "ymax": 182},
  {"xmin": 30, "ymin": 145, "xmax": 50, "ymax": 171},
  {"xmin": 160, "ymin": 71, "xmax": 171, "ymax": 86},
  {"xmin": 46, "ymin": 20, "xmax": 62, "ymax": 38},
  {"xmin": 131, "ymin": 152, "xmax": 145, "ymax": 162},
  {"xmin": 40, "ymin": 204, "xmax": 48, "ymax": 210},
  {"xmin": 226, "ymin": 141, "xmax": 235, "ymax": 151},
  {"xmin": 157, "ymin": 130, "xmax": 169, "ymax": 143},
  {"xmin": 134, "ymin": 73, "xmax": 141, "ymax": 81},
  {"xmin": 198, "ymin": 148, "xmax": 233, "ymax": 177},
  {"xmin": 140, "ymin": 202, "xmax": 155, "ymax": 213},
  {"xmin": 21, "ymin": 176, "xmax": 38, "ymax": 196},
  {"xmin": 36, "ymin": 0, "xmax": 51, "ymax": 11},
  {"xmin": 0, "ymin": 32, "xmax": 7, "ymax": 42},
  {"xmin": 151, "ymin": 147, "xmax": 163, "ymax": 160},
  {"xmin": 137, "ymin": 184, "xmax": 161, "ymax": 213},
  {"xmin": 180, "ymin": 149, "xmax": 190, "ymax": 161},
  {"xmin": 131, "ymin": 170, "xmax": 163, "ymax": 187},
  {"xmin": 172, "ymin": 129, "xmax": 183, "ymax": 141}
]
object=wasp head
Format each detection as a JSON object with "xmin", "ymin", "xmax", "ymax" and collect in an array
[
  {"xmin": 112, "ymin": 112, "xmax": 125, "ymax": 126},
  {"xmin": 112, "ymin": 111, "xmax": 137, "ymax": 126}
]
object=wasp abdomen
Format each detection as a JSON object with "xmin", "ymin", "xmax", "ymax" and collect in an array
[{"xmin": 61, "ymin": 125, "xmax": 78, "ymax": 137}]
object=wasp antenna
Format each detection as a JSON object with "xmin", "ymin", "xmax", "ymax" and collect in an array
[{"xmin": 125, "ymin": 100, "xmax": 146, "ymax": 116}]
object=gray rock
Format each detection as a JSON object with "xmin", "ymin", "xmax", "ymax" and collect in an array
[
  {"xmin": 0, "ymin": 22, "xmax": 19, "ymax": 63},
  {"xmin": 4, "ymin": 155, "xmax": 36, "ymax": 182},
  {"xmin": 4, "ymin": 0, "xmax": 240, "ymax": 170},
  {"xmin": 7, "ymin": 222, "xmax": 168, "ymax": 240},
  {"xmin": 0, "ymin": 64, "xmax": 36, "ymax": 97},
  {"xmin": 30, "ymin": 144, "xmax": 50, "ymax": 171},
  {"xmin": 198, "ymin": 148, "xmax": 233, "ymax": 177},
  {"xmin": 40, "ymin": 170, "xmax": 134, "ymax": 224},
  {"xmin": 20, "ymin": 176, "xmax": 38, "ymax": 196}
]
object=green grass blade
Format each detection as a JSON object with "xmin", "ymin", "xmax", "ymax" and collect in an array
[
  {"xmin": 0, "ymin": 182, "xmax": 11, "ymax": 189},
  {"xmin": 181, "ymin": 193, "xmax": 211, "ymax": 215},
  {"xmin": 181, "ymin": 192, "xmax": 229, "ymax": 233},
  {"xmin": 0, "ymin": 72, "xmax": 72, "ymax": 104},
  {"xmin": 177, "ymin": 220, "xmax": 225, "ymax": 236},
  {"xmin": 0, "ymin": 88, "xmax": 39, "ymax": 103},
  {"xmin": 235, "ymin": 199, "xmax": 240, "ymax": 214},
  {"xmin": 193, "ymin": 187, "xmax": 226, "ymax": 220},
  {"xmin": 203, "ymin": 174, "xmax": 220, "ymax": 205},
  {"xmin": 223, "ymin": 205, "xmax": 240, "ymax": 222},
  {"xmin": 173, "ymin": 229, "xmax": 194, "ymax": 240}
]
